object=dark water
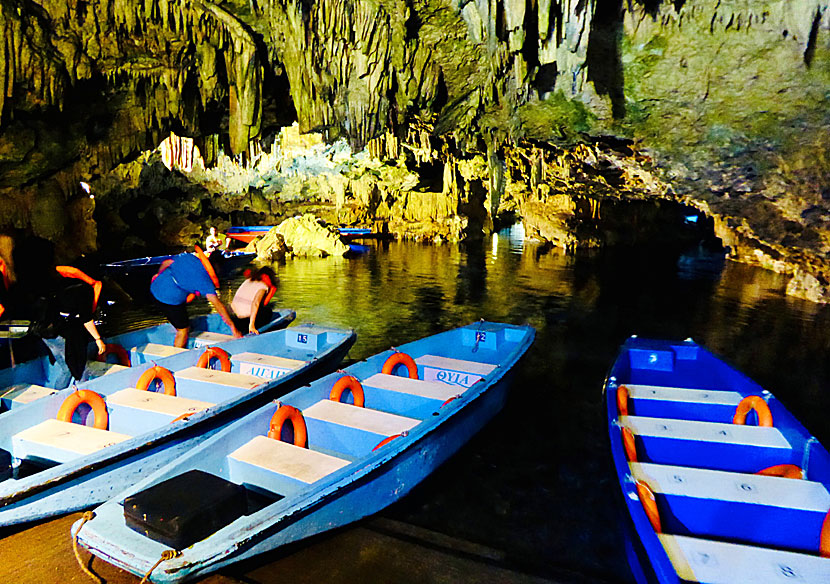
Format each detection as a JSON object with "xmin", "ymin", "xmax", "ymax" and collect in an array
[{"xmin": 100, "ymin": 227, "xmax": 830, "ymax": 583}]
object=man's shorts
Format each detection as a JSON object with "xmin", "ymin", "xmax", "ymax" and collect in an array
[{"xmin": 157, "ymin": 301, "xmax": 189, "ymax": 330}]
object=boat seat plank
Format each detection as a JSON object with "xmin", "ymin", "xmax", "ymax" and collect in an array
[
  {"xmin": 414, "ymin": 355, "xmax": 497, "ymax": 377},
  {"xmin": 106, "ymin": 389, "xmax": 214, "ymax": 418},
  {"xmin": 0, "ymin": 384, "xmax": 58, "ymax": 409},
  {"xmin": 659, "ymin": 534, "xmax": 830, "ymax": 584},
  {"xmin": 84, "ymin": 361, "xmax": 130, "ymax": 377},
  {"xmin": 623, "ymin": 384, "xmax": 743, "ymax": 406},
  {"xmin": 133, "ymin": 343, "xmax": 188, "ymax": 358},
  {"xmin": 631, "ymin": 462, "xmax": 830, "ymax": 512},
  {"xmin": 234, "ymin": 352, "xmax": 307, "ymax": 379},
  {"xmin": 622, "ymin": 415, "xmax": 791, "ymax": 449},
  {"xmin": 229, "ymin": 435, "xmax": 349, "ymax": 484},
  {"xmin": 361, "ymin": 373, "xmax": 462, "ymax": 401},
  {"xmin": 191, "ymin": 332, "xmax": 235, "ymax": 347},
  {"xmin": 175, "ymin": 367, "xmax": 265, "ymax": 389},
  {"xmin": 13, "ymin": 419, "xmax": 131, "ymax": 462},
  {"xmin": 304, "ymin": 400, "xmax": 419, "ymax": 436}
]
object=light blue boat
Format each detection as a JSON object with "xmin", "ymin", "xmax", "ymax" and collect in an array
[
  {"xmin": 74, "ymin": 321, "xmax": 535, "ymax": 583},
  {"xmin": 606, "ymin": 337, "xmax": 830, "ymax": 584},
  {"xmin": 0, "ymin": 310, "xmax": 296, "ymax": 408},
  {"xmin": 0, "ymin": 322, "xmax": 355, "ymax": 527}
]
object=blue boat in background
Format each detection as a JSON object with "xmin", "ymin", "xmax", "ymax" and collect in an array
[
  {"xmin": 75, "ymin": 321, "xmax": 535, "ymax": 582},
  {"xmin": 0, "ymin": 323, "xmax": 355, "ymax": 526},
  {"xmin": 0, "ymin": 310, "xmax": 296, "ymax": 408},
  {"xmin": 102, "ymin": 250, "xmax": 256, "ymax": 279},
  {"xmin": 606, "ymin": 337, "xmax": 830, "ymax": 584}
]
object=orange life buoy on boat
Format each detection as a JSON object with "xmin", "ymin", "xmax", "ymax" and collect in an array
[
  {"xmin": 622, "ymin": 426, "xmax": 638, "ymax": 463},
  {"xmin": 329, "ymin": 375, "xmax": 365, "ymax": 407},
  {"xmin": 636, "ymin": 480, "xmax": 662, "ymax": 534},
  {"xmin": 821, "ymin": 509, "xmax": 830, "ymax": 558},
  {"xmin": 373, "ymin": 433, "xmax": 405, "ymax": 451},
  {"xmin": 196, "ymin": 347, "xmax": 232, "ymax": 372},
  {"xmin": 57, "ymin": 389, "xmax": 108, "ymax": 430},
  {"xmin": 267, "ymin": 405, "xmax": 308, "ymax": 448},
  {"xmin": 136, "ymin": 365, "xmax": 176, "ymax": 396},
  {"xmin": 732, "ymin": 395, "xmax": 773, "ymax": 427},
  {"xmin": 756, "ymin": 464, "xmax": 803, "ymax": 479},
  {"xmin": 96, "ymin": 343, "xmax": 131, "ymax": 367},
  {"xmin": 617, "ymin": 385, "xmax": 630, "ymax": 416},
  {"xmin": 381, "ymin": 352, "xmax": 418, "ymax": 379}
]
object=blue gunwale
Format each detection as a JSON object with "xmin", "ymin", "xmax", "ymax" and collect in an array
[
  {"xmin": 606, "ymin": 337, "xmax": 830, "ymax": 584},
  {"xmin": 0, "ymin": 321, "xmax": 356, "ymax": 526},
  {"xmin": 75, "ymin": 321, "xmax": 536, "ymax": 582}
]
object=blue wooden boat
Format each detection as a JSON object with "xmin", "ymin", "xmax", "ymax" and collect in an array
[
  {"xmin": 74, "ymin": 321, "xmax": 535, "ymax": 582},
  {"xmin": 605, "ymin": 336, "xmax": 830, "ymax": 584},
  {"xmin": 226, "ymin": 226, "xmax": 274, "ymax": 244},
  {"xmin": 0, "ymin": 310, "xmax": 296, "ymax": 408},
  {"xmin": 102, "ymin": 250, "xmax": 256, "ymax": 279},
  {"xmin": 0, "ymin": 323, "xmax": 355, "ymax": 527}
]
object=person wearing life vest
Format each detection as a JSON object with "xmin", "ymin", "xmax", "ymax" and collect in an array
[
  {"xmin": 10, "ymin": 236, "xmax": 106, "ymax": 388},
  {"xmin": 230, "ymin": 266, "xmax": 278, "ymax": 335},
  {"xmin": 205, "ymin": 226, "xmax": 230, "ymax": 255},
  {"xmin": 150, "ymin": 247, "xmax": 242, "ymax": 347}
]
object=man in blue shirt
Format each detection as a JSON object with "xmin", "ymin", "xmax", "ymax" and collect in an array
[{"xmin": 150, "ymin": 251, "xmax": 242, "ymax": 347}]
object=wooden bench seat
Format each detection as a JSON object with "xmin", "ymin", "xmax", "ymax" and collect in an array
[
  {"xmin": 361, "ymin": 373, "xmax": 462, "ymax": 401},
  {"xmin": 190, "ymin": 331, "xmax": 234, "ymax": 348},
  {"xmin": 133, "ymin": 343, "xmax": 188, "ymax": 359},
  {"xmin": 13, "ymin": 419, "xmax": 131, "ymax": 463},
  {"xmin": 84, "ymin": 361, "xmax": 130, "ymax": 378},
  {"xmin": 175, "ymin": 367, "xmax": 265, "ymax": 389},
  {"xmin": 623, "ymin": 384, "xmax": 743, "ymax": 406},
  {"xmin": 621, "ymin": 384, "xmax": 744, "ymax": 422},
  {"xmin": 303, "ymin": 400, "xmax": 420, "ymax": 437},
  {"xmin": 229, "ymin": 435, "xmax": 349, "ymax": 484},
  {"xmin": 106, "ymin": 388, "xmax": 213, "ymax": 418},
  {"xmin": 415, "ymin": 355, "xmax": 497, "ymax": 376},
  {"xmin": 234, "ymin": 352, "xmax": 307, "ymax": 379},
  {"xmin": 622, "ymin": 415, "xmax": 793, "ymax": 473},
  {"xmin": 0, "ymin": 384, "xmax": 58, "ymax": 410},
  {"xmin": 659, "ymin": 533, "xmax": 830, "ymax": 584}
]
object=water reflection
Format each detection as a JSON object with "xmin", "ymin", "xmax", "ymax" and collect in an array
[{"xmin": 99, "ymin": 227, "xmax": 830, "ymax": 583}]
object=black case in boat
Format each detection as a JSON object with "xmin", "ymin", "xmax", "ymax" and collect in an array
[{"xmin": 124, "ymin": 469, "xmax": 248, "ymax": 550}]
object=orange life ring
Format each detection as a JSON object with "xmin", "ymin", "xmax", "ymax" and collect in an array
[
  {"xmin": 330, "ymin": 375, "xmax": 365, "ymax": 407},
  {"xmin": 622, "ymin": 426, "xmax": 638, "ymax": 463},
  {"xmin": 96, "ymin": 343, "xmax": 131, "ymax": 367},
  {"xmin": 755, "ymin": 464, "xmax": 803, "ymax": 479},
  {"xmin": 136, "ymin": 365, "xmax": 177, "ymax": 396},
  {"xmin": 617, "ymin": 385, "xmax": 630, "ymax": 416},
  {"xmin": 57, "ymin": 389, "xmax": 108, "ymax": 430},
  {"xmin": 171, "ymin": 411, "xmax": 197, "ymax": 424},
  {"xmin": 821, "ymin": 509, "xmax": 830, "ymax": 558},
  {"xmin": 381, "ymin": 352, "xmax": 418, "ymax": 379},
  {"xmin": 267, "ymin": 404, "xmax": 308, "ymax": 448},
  {"xmin": 373, "ymin": 433, "xmax": 404, "ymax": 451},
  {"xmin": 196, "ymin": 347, "xmax": 232, "ymax": 372},
  {"xmin": 441, "ymin": 395, "xmax": 461, "ymax": 407},
  {"xmin": 636, "ymin": 480, "xmax": 662, "ymax": 534},
  {"xmin": 732, "ymin": 395, "xmax": 773, "ymax": 427}
]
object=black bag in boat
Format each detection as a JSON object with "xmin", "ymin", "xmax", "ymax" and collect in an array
[{"xmin": 123, "ymin": 470, "xmax": 248, "ymax": 550}]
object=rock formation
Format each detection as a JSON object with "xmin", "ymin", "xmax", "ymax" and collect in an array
[{"xmin": 0, "ymin": 0, "xmax": 829, "ymax": 299}]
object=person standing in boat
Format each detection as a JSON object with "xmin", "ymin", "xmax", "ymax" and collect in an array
[
  {"xmin": 204, "ymin": 226, "xmax": 229, "ymax": 256},
  {"xmin": 150, "ymin": 247, "xmax": 242, "ymax": 347},
  {"xmin": 230, "ymin": 266, "xmax": 278, "ymax": 335},
  {"xmin": 10, "ymin": 236, "xmax": 107, "ymax": 387}
]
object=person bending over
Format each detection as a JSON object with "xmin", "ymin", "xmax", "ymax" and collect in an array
[
  {"xmin": 151, "ymin": 248, "xmax": 242, "ymax": 347},
  {"xmin": 230, "ymin": 267, "xmax": 277, "ymax": 335}
]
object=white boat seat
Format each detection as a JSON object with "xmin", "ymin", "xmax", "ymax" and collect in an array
[
  {"xmin": 659, "ymin": 533, "xmax": 830, "ymax": 584},
  {"xmin": 415, "ymin": 354, "xmax": 497, "ymax": 376},
  {"xmin": 631, "ymin": 462, "xmax": 830, "ymax": 512},
  {"xmin": 133, "ymin": 343, "xmax": 188, "ymax": 358},
  {"xmin": 234, "ymin": 352, "xmax": 307, "ymax": 379},
  {"xmin": 106, "ymin": 388, "xmax": 213, "ymax": 418},
  {"xmin": 361, "ymin": 373, "xmax": 462, "ymax": 401},
  {"xmin": 175, "ymin": 367, "xmax": 265, "ymax": 389},
  {"xmin": 0, "ymin": 384, "xmax": 58, "ymax": 409},
  {"xmin": 229, "ymin": 435, "xmax": 349, "ymax": 484},
  {"xmin": 622, "ymin": 415, "xmax": 790, "ymax": 449},
  {"xmin": 303, "ymin": 400, "xmax": 419, "ymax": 436},
  {"xmin": 12, "ymin": 419, "xmax": 131, "ymax": 463},
  {"xmin": 84, "ymin": 361, "xmax": 130, "ymax": 377},
  {"xmin": 190, "ymin": 331, "xmax": 235, "ymax": 348},
  {"xmin": 623, "ymin": 384, "xmax": 743, "ymax": 406}
]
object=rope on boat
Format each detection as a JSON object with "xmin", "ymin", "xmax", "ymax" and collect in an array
[
  {"xmin": 140, "ymin": 549, "xmax": 181, "ymax": 584},
  {"xmin": 71, "ymin": 511, "xmax": 103, "ymax": 584}
]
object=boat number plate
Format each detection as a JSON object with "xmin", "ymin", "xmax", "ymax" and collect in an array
[
  {"xmin": 297, "ymin": 334, "xmax": 308, "ymax": 344},
  {"xmin": 475, "ymin": 331, "xmax": 487, "ymax": 342}
]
